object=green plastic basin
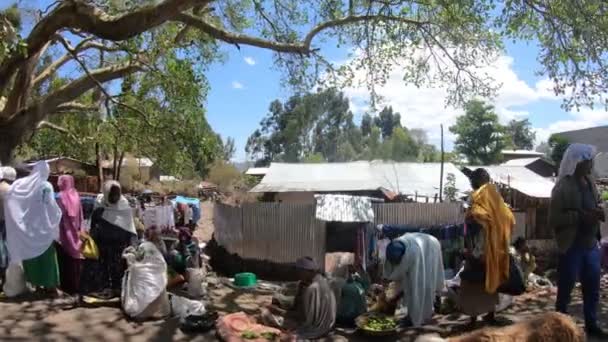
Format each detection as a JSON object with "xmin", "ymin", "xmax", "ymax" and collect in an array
[{"xmin": 234, "ymin": 272, "xmax": 257, "ymax": 287}]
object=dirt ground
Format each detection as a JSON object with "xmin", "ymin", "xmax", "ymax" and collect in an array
[
  {"xmin": 0, "ymin": 275, "xmax": 607, "ymax": 341},
  {"xmin": 2, "ymin": 203, "xmax": 606, "ymax": 341}
]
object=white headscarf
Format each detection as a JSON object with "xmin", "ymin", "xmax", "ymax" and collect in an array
[
  {"xmin": 0, "ymin": 166, "xmax": 16, "ymax": 181},
  {"xmin": 95, "ymin": 180, "xmax": 136, "ymax": 235},
  {"xmin": 4, "ymin": 161, "xmax": 61, "ymax": 262},
  {"xmin": 558, "ymin": 143, "xmax": 598, "ymax": 180}
]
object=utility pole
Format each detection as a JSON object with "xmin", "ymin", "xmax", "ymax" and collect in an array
[{"xmin": 439, "ymin": 124, "xmax": 445, "ymax": 202}]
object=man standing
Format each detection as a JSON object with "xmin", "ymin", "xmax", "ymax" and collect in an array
[{"xmin": 549, "ymin": 143, "xmax": 607, "ymax": 338}]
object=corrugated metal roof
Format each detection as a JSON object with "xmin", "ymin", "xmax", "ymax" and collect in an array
[
  {"xmin": 245, "ymin": 167, "xmax": 269, "ymax": 176},
  {"xmin": 501, "ymin": 150, "xmax": 544, "ymax": 156},
  {"xmin": 251, "ymin": 161, "xmax": 471, "ymax": 198},
  {"xmin": 502, "ymin": 158, "xmax": 541, "ymax": 166},
  {"xmin": 315, "ymin": 194, "xmax": 375, "ymax": 222},
  {"xmin": 467, "ymin": 165, "xmax": 555, "ymax": 198}
]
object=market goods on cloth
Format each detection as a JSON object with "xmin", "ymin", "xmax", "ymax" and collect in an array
[{"xmin": 216, "ymin": 312, "xmax": 290, "ymax": 342}]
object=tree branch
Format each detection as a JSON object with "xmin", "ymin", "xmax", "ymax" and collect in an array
[
  {"xmin": 52, "ymin": 101, "xmax": 99, "ymax": 113},
  {"xmin": 175, "ymin": 13, "xmax": 429, "ymax": 54},
  {"xmin": 46, "ymin": 62, "xmax": 142, "ymax": 112},
  {"xmin": 0, "ymin": 0, "xmax": 210, "ymax": 94}
]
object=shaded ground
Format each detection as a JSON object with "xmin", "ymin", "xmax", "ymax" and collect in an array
[{"xmin": 1, "ymin": 276, "xmax": 607, "ymax": 341}]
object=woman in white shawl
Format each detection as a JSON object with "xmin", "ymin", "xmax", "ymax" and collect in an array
[
  {"xmin": 384, "ymin": 233, "xmax": 445, "ymax": 327},
  {"xmin": 4, "ymin": 161, "xmax": 62, "ymax": 294},
  {"xmin": 81, "ymin": 181, "xmax": 136, "ymax": 298}
]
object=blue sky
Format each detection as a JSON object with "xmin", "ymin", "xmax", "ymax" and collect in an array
[
  {"xmin": 5, "ymin": 1, "xmax": 608, "ymax": 161},
  {"xmin": 205, "ymin": 37, "xmax": 608, "ymax": 161}
]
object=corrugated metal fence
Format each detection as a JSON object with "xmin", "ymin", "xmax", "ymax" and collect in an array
[
  {"xmin": 214, "ymin": 203, "xmax": 326, "ymax": 267},
  {"xmin": 372, "ymin": 202, "xmax": 464, "ymax": 226},
  {"xmin": 214, "ymin": 202, "xmax": 464, "ymax": 266}
]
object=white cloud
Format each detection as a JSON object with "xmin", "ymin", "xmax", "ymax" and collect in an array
[
  {"xmin": 341, "ymin": 52, "xmax": 608, "ymax": 148},
  {"xmin": 232, "ymin": 81, "xmax": 244, "ymax": 89},
  {"xmin": 534, "ymin": 107, "xmax": 608, "ymax": 144},
  {"xmin": 244, "ymin": 57, "xmax": 256, "ymax": 65}
]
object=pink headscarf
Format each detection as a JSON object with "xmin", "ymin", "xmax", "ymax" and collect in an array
[
  {"xmin": 58, "ymin": 175, "xmax": 80, "ymax": 218},
  {"xmin": 58, "ymin": 175, "xmax": 83, "ymax": 259}
]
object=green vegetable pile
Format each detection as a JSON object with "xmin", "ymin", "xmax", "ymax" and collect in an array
[
  {"xmin": 260, "ymin": 332, "xmax": 279, "ymax": 340},
  {"xmin": 241, "ymin": 331, "xmax": 258, "ymax": 339},
  {"xmin": 363, "ymin": 316, "xmax": 397, "ymax": 331}
]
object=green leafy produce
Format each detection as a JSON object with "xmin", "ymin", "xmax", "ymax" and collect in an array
[
  {"xmin": 260, "ymin": 332, "xmax": 279, "ymax": 340},
  {"xmin": 363, "ymin": 316, "xmax": 397, "ymax": 331},
  {"xmin": 241, "ymin": 331, "xmax": 259, "ymax": 339}
]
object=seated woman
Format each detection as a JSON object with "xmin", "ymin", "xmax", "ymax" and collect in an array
[
  {"xmin": 168, "ymin": 227, "xmax": 200, "ymax": 275},
  {"xmin": 262, "ymin": 257, "xmax": 337, "ymax": 340},
  {"xmin": 335, "ymin": 265, "xmax": 369, "ymax": 326},
  {"xmin": 512, "ymin": 237, "xmax": 536, "ymax": 283}
]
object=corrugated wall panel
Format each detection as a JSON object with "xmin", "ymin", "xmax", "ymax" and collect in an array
[
  {"xmin": 214, "ymin": 203, "xmax": 326, "ymax": 268},
  {"xmin": 213, "ymin": 203, "xmax": 243, "ymax": 255},
  {"xmin": 241, "ymin": 203, "xmax": 325, "ymax": 267},
  {"xmin": 372, "ymin": 202, "xmax": 464, "ymax": 226}
]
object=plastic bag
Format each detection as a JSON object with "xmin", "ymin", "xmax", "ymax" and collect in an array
[
  {"xmin": 186, "ymin": 268, "xmax": 205, "ymax": 298},
  {"xmin": 81, "ymin": 235, "xmax": 99, "ymax": 260},
  {"xmin": 495, "ymin": 294, "xmax": 513, "ymax": 312},
  {"xmin": 170, "ymin": 294, "xmax": 206, "ymax": 319},
  {"xmin": 3, "ymin": 263, "xmax": 26, "ymax": 297},
  {"xmin": 121, "ymin": 242, "xmax": 167, "ymax": 318}
]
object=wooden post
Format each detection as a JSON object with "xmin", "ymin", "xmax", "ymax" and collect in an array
[{"xmin": 439, "ymin": 124, "xmax": 445, "ymax": 202}]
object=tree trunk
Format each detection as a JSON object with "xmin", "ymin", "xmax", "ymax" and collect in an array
[
  {"xmin": 95, "ymin": 142, "xmax": 103, "ymax": 191},
  {"xmin": 116, "ymin": 151, "xmax": 125, "ymax": 181},
  {"xmin": 112, "ymin": 144, "xmax": 119, "ymax": 180},
  {"xmin": 0, "ymin": 118, "xmax": 30, "ymax": 165}
]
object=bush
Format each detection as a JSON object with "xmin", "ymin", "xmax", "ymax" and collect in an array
[{"xmin": 207, "ymin": 160, "xmax": 243, "ymax": 192}]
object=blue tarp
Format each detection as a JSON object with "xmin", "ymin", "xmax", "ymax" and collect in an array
[{"xmin": 171, "ymin": 196, "xmax": 201, "ymax": 223}]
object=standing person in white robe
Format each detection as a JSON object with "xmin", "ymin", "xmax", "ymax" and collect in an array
[
  {"xmin": 384, "ymin": 233, "xmax": 445, "ymax": 327},
  {"xmin": 4, "ymin": 161, "xmax": 62, "ymax": 295}
]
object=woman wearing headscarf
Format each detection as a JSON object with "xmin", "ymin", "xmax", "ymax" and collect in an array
[
  {"xmin": 0, "ymin": 166, "xmax": 17, "ymax": 283},
  {"xmin": 383, "ymin": 233, "xmax": 445, "ymax": 327},
  {"xmin": 263, "ymin": 256, "xmax": 337, "ymax": 339},
  {"xmin": 56, "ymin": 175, "xmax": 84, "ymax": 295},
  {"xmin": 458, "ymin": 168, "xmax": 514, "ymax": 327},
  {"xmin": 550, "ymin": 143, "xmax": 607, "ymax": 338},
  {"xmin": 81, "ymin": 180, "xmax": 136, "ymax": 298},
  {"xmin": 4, "ymin": 162, "xmax": 62, "ymax": 294}
]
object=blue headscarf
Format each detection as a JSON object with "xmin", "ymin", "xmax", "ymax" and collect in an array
[{"xmin": 386, "ymin": 240, "xmax": 406, "ymax": 264}]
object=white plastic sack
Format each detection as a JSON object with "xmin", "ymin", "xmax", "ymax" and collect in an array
[
  {"xmin": 495, "ymin": 294, "xmax": 513, "ymax": 312},
  {"xmin": 121, "ymin": 242, "xmax": 167, "ymax": 318},
  {"xmin": 170, "ymin": 294, "xmax": 206, "ymax": 319},
  {"xmin": 3, "ymin": 263, "xmax": 26, "ymax": 297},
  {"xmin": 186, "ymin": 268, "xmax": 205, "ymax": 298}
]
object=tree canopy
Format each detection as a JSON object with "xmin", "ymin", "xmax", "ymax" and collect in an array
[
  {"xmin": 505, "ymin": 119, "xmax": 536, "ymax": 150},
  {"xmin": 1, "ymin": 0, "xmax": 608, "ymax": 164},
  {"xmin": 450, "ymin": 100, "xmax": 507, "ymax": 165},
  {"xmin": 246, "ymin": 89, "xmax": 433, "ymax": 165}
]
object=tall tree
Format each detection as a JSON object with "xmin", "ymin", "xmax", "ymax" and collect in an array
[
  {"xmin": 548, "ymin": 135, "xmax": 570, "ymax": 167},
  {"xmin": 245, "ymin": 89, "xmax": 360, "ymax": 164},
  {"xmin": 450, "ymin": 100, "xmax": 507, "ymax": 165},
  {"xmin": 374, "ymin": 106, "xmax": 402, "ymax": 139},
  {"xmin": 1, "ymin": 1, "xmax": 608, "ymax": 163},
  {"xmin": 506, "ymin": 119, "xmax": 536, "ymax": 150},
  {"xmin": 389, "ymin": 127, "xmax": 419, "ymax": 161},
  {"xmin": 220, "ymin": 137, "xmax": 236, "ymax": 161},
  {"xmin": 360, "ymin": 113, "xmax": 373, "ymax": 137}
]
